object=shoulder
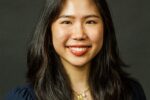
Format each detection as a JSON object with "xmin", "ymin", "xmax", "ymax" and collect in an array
[
  {"xmin": 5, "ymin": 84, "xmax": 36, "ymax": 100},
  {"xmin": 128, "ymin": 79, "xmax": 147, "ymax": 100}
]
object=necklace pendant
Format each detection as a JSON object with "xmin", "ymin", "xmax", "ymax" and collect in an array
[
  {"xmin": 77, "ymin": 94, "xmax": 83, "ymax": 100},
  {"xmin": 74, "ymin": 87, "xmax": 89, "ymax": 100},
  {"xmin": 77, "ymin": 93, "xmax": 87, "ymax": 100}
]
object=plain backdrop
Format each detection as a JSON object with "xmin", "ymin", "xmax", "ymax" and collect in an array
[{"xmin": 0, "ymin": 0, "xmax": 150, "ymax": 99}]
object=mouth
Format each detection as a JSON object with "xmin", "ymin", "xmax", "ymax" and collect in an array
[{"xmin": 66, "ymin": 45, "xmax": 91, "ymax": 56}]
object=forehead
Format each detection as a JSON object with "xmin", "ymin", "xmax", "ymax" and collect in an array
[{"xmin": 59, "ymin": 0, "xmax": 100, "ymax": 17}]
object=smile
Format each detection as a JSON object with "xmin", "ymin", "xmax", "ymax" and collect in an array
[{"xmin": 67, "ymin": 45, "xmax": 91, "ymax": 56}]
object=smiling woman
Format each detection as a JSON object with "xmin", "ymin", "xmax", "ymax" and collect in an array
[{"xmin": 6, "ymin": 0, "xmax": 146, "ymax": 100}]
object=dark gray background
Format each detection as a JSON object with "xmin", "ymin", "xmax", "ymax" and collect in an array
[{"xmin": 0, "ymin": 0, "xmax": 149, "ymax": 99}]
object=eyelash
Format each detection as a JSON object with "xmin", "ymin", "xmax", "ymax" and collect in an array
[
  {"xmin": 86, "ymin": 20, "xmax": 97, "ymax": 24},
  {"xmin": 60, "ymin": 21, "xmax": 72, "ymax": 24}
]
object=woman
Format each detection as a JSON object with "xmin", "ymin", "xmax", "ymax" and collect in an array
[{"xmin": 6, "ymin": 0, "xmax": 146, "ymax": 100}]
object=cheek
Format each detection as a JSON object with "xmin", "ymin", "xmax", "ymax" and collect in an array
[
  {"xmin": 51, "ymin": 25, "xmax": 70, "ymax": 47},
  {"xmin": 87, "ymin": 26, "xmax": 104, "ymax": 45}
]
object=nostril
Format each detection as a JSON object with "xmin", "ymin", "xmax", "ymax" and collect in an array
[
  {"xmin": 72, "ymin": 33, "xmax": 88, "ymax": 41},
  {"xmin": 73, "ymin": 38, "xmax": 85, "ymax": 41}
]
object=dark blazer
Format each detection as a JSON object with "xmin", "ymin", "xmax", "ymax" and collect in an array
[{"xmin": 5, "ymin": 80, "xmax": 146, "ymax": 100}]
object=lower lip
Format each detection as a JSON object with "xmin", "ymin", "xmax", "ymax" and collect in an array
[{"xmin": 68, "ymin": 47, "xmax": 90, "ymax": 56}]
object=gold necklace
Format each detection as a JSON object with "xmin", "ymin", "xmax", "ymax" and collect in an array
[{"xmin": 73, "ymin": 88, "xmax": 89, "ymax": 100}]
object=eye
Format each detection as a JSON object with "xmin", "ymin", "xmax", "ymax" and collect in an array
[
  {"xmin": 60, "ymin": 21, "xmax": 72, "ymax": 24},
  {"xmin": 86, "ymin": 20, "xmax": 97, "ymax": 24}
]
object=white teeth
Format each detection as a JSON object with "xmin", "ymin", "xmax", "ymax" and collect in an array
[{"xmin": 70, "ymin": 47, "xmax": 87, "ymax": 52}]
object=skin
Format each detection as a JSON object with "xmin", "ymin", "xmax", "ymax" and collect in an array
[{"xmin": 51, "ymin": 0, "xmax": 104, "ymax": 99}]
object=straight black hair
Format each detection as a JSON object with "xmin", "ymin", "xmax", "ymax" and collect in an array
[{"xmin": 27, "ymin": 0, "xmax": 135, "ymax": 99}]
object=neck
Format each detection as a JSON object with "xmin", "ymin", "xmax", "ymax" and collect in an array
[{"xmin": 63, "ymin": 63, "xmax": 90, "ymax": 92}]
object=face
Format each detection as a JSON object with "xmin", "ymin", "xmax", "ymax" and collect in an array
[{"xmin": 51, "ymin": 0, "xmax": 104, "ymax": 68}]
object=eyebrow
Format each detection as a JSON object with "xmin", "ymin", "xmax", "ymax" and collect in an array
[
  {"xmin": 84, "ymin": 15, "xmax": 101, "ymax": 19},
  {"xmin": 58, "ymin": 15, "xmax": 75, "ymax": 19},
  {"xmin": 58, "ymin": 15, "xmax": 101, "ymax": 19}
]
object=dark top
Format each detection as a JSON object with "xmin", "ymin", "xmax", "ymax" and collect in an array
[
  {"xmin": 5, "ymin": 80, "xmax": 146, "ymax": 100},
  {"xmin": 5, "ymin": 84, "xmax": 36, "ymax": 100}
]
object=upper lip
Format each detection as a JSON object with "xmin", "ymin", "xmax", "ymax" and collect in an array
[{"xmin": 66, "ymin": 44, "xmax": 92, "ymax": 48}]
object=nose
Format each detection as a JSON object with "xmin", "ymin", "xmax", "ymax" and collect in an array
[{"xmin": 71, "ymin": 23, "xmax": 87, "ymax": 40}]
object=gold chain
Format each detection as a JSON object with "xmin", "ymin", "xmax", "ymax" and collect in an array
[{"xmin": 73, "ymin": 88, "xmax": 89, "ymax": 100}]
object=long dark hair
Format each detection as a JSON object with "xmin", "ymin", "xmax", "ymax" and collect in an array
[{"xmin": 27, "ymin": 0, "xmax": 134, "ymax": 99}]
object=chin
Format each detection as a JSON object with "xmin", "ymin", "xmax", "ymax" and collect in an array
[{"xmin": 69, "ymin": 61, "xmax": 90, "ymax": 68}]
